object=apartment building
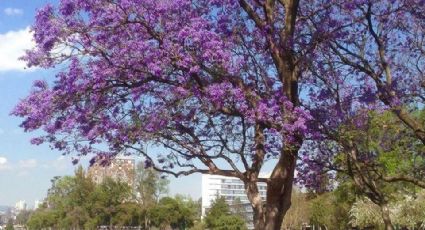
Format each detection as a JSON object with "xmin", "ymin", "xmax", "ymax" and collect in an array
[{"xmin": 201, "ymin": 174, "xmax": 268, "ymax": 229}]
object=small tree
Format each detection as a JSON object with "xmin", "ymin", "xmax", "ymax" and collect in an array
[
  {"xmin": 135, "ymin": 162, "xmax": 169, "ymax": 228},
  {"xmin": 136, "ymin": 162, "xmax": 169, "ymax": 205},
  {"xmin": 204, "ymin": 197, "xmax": 247, "ymax": 230},
  {"xmin": 149, "ymin": 197, "xmax": 197, "ymax": 230},
  {"xmin": 204, "ymin": 197, "xmax": 230, "ymax": 228}
]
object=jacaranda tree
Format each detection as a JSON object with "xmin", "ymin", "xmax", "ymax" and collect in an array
[{"xmin": 12, "ymin": 0, "xmax": 424, "ymax": 229}]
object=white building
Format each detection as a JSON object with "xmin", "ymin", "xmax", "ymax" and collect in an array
[
  {"xmin": 201, "ymin": 174, "xmax": 268, "ymax": 229},
  {"xmin": 34, "ymin": 200, "xmax": 43, "ymax": 210},
  {"xmin": 14, "ymin": 200, "xmax": 26, "ymax": 212}
]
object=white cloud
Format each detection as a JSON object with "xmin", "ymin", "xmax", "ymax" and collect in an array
[
  {"xmin": 0, "ymin": 156, "xmax": 11, "ymax": 171},
  {"xmin": 0, "ymin": 157, "xmax": 7, "ymax": 165},
  {"xmin": 18, "ymin": 159, "xmax": 38, "ymax": 169},
  {"xmin": 0, "ymin": 27, "xmax": 35, "ymax": 72},
  {"xmin": 4, "ymin": 8, "xmax": 23, "ymax": 16}
]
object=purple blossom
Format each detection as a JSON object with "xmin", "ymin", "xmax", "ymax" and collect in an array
[{"xmin": 11, "ymin": 0, "xmax": 425, "ymax": 200}]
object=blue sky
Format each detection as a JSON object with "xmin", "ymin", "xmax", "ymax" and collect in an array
[{"xmin": 0, "ymin": 0, "xmax": 204, "ymax": 207}]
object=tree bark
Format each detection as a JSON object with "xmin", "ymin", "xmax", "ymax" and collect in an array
[
  {"xmin": 247, "ymin": 180, "xmax": 266, "ymax": 230},
  {"xmin": 265, "ymin": 148, "xmax": 298, "ymax": 230},
  {"xmin": 247, "ymin": 148, "xmax": 295, "ymax": 230},
  {"xmin": 380, "ymin": 203, "xmax": 394, "ymax": 230},
  {"xmin": 247, "ymin": 148, "xmax": 298, "ymax": 230}
]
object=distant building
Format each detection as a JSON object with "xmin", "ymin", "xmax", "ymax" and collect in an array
[
  {"xmin": 14, "ymin": 201, "xmax": 26, "ymax": 212},
  {"xmin": 201, "ymin": 174, "xmax": 268, "ymax": 229},
  {"xmin": 87, "ymin": 155, "xmax": 136, "ymax": 188},
  {"xmin": 34, "ymin": 200, "xmax": 42, "ymax": 210}
]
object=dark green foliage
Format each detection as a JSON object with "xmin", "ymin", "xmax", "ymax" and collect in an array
[
  {"xmin": 213, "ymin": 215, "xmax": 247, "ymax": 230},
  {"xmin": 149, "ymin": 196, "xmax": 197, "ymax": 230},
  {"xmin": 27, "ymin": 166, "xmax": 134, "ymax": 229},
  {"xmin": 25, "ymin": 165, "xmax": 202, "ymax": 230},
  {"xmin": 204, "ymin": 197, "xmax": 247, "ymax": 230}
]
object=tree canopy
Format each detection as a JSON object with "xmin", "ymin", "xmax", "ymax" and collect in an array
[{"xmin": 12, "ymin": 0, "xmax": 425, "ymax": 229}]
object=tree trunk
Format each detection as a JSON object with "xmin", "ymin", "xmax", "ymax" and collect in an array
[
  {"xmin": 264, "ymin": 148, "xmax": 298, "ymax": 230},
  {"xmin": 246, "ymin": 178, "xmax": 266, "ymax": 230},
  {"xmin": 248, "ymin": 148, "xmax": 298, "ymax": 230},
  {"xmin": 380, "ymin": 203, "xmax": 394, "ymax": 230}
]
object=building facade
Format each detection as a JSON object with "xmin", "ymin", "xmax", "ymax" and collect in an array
[
  {"xmin": 201, "ymin": 174, "xmax": 268, "ymax": 229},
  {"xmin": 14, "ymin": 201, "xmax": 26, "ymax": 212},
  {"xmin": 87, "ymin": 156, "xmax": 136, "ymax": 188},
  {"xmin": 33, "ymin": 200, "xmax": 42, "ymax": 210}
]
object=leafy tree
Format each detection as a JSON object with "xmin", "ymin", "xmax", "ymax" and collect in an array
[
  {"xmin": 300, "ymin": 111, "xmax": 425, "ymax": 230},
  {"xmin": 350, "ymin": 191, "xmax": 425, "ymax": 229},
  {"xmin": 135, "ymin": 162, "xmax": 169, "ymax": 228},
  {"xmin": 89, "ymin": 177, "xmax": 132, "ymax": 227},
  {"xmin": 136, "ymin": 162, "xmax": 169, "ymax": 206},
  {"xmin": 26, "ymin": 210, "xmax": 58, "ymax": 230},
  {"xmin": 204, "ymin": 197, "xmax": 247, "ymax": 230},
  {"xmin": 214, "ymin": 215, "xmax": 247, "ymax": 230},
  {"xmin": 149, "ymin": 197, "xmax": 197, "ymax": 230},
  {"xmin": 204, "ymin": 197, "xmax": 230, "ymax": 228},
  {"xmin": 309, "ymin": 193, "xmax": 343, "ymax": 229},
  {"xmin": 13, "ymin": 0, "xmax": 425, "ymax": 229},
  {"xmin": 27, "ymin": 167, "xmax": 135, "ymax": 229},
  {"xmin": 111, "ymin": 202, "xmax": 144, "ymax": 227},
  {"xmin": 48, "ymin": 167, "xmax": 95, "ymax": 229}
]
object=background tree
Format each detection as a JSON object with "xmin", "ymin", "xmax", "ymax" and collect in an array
[
  {"xmin": 204, "ymin": 196, "xmax": 247, "ymax": 230},
  {"xmin": 149, "ymin": 196, "xmax": 197, "ymax": 230},
  {"xmin": 350, "ymin": 191, "xmax": 425, "ymax": 229},
  {"xmin": 299, "ymin": 110, "xmax": 425, "ymax": 229},
  {"xmin": 89, "ymin": 177, "xmax": 132, "ymax": 228},
  {"xmin": 136, "ymin": 162, "xmax": 169, "ymax": 205},
  {"xmin": 26, "ymin": 210, "xmax": 57, "ymax": 230},
  {"xmin": 135, "ymin": 162, "xmax": 169, "ymax": 228},
  {"xmin": 213, "ymin": 215, "xmax": 248, "ymax": 230},
  {"xmin": 27, "ymin": 167, "xmax": 135, "ymax": 229},
  {"xmin": 298, "ymin": 0, "xmax": 425, "ymax": 227},
  {"xmin": 111, "ymin": 202, "xmax": 144, "ymax": 228}
]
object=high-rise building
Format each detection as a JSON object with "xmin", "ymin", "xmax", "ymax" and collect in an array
[
  {"xmin": 34, "ymin": 200, "xmax": 43, "ymax": 210},
  {"xmin": 14, "ymin": 200, "xmax": 27, "ymax": 212},
  {"xmin": 87, "ymin": 155, "xmax": 136, "ymax": 188},
  {"xmin": 201, "ymin": 174, "xmax": 268, "ymax": 229}
]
